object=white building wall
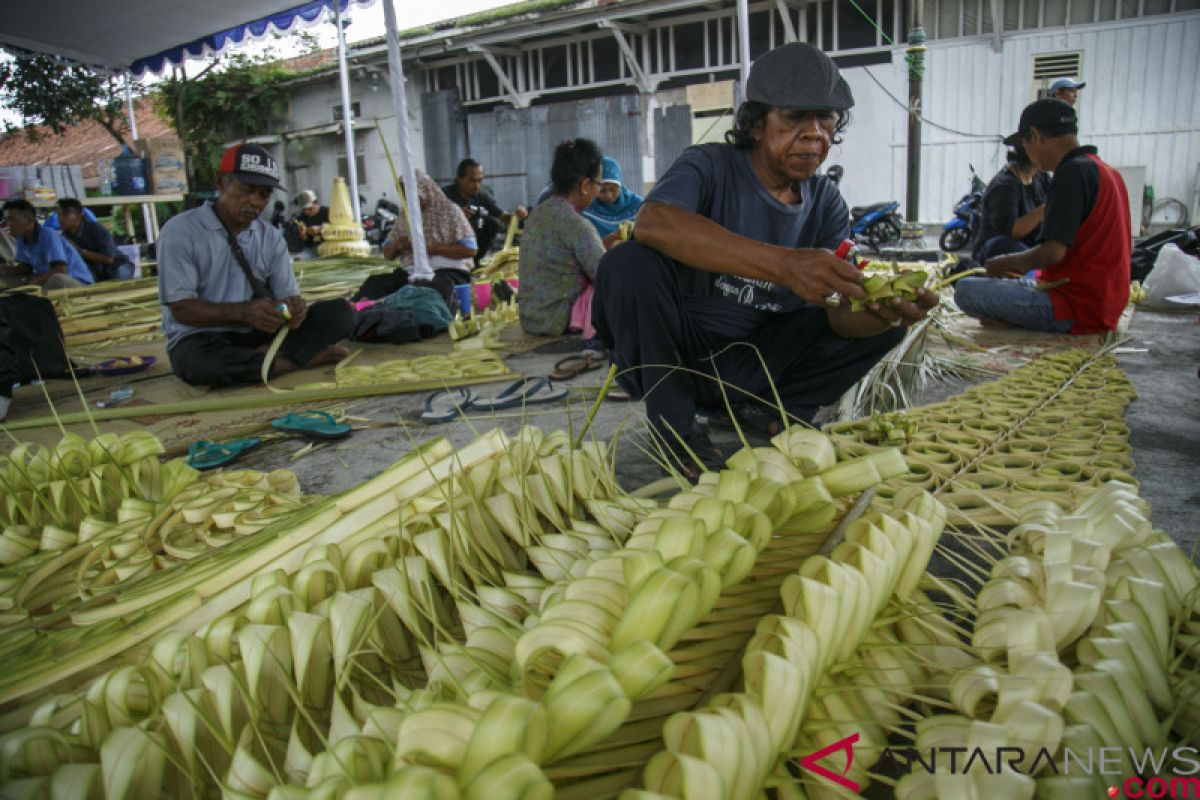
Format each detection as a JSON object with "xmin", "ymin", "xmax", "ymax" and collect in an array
[
  {"xmin": 835, "ymin": 11, "xmax": 1200, "ymax": 224},
  {"xmin": 280, "ymin": 74, "xmax": 427, "ymax": 212}
]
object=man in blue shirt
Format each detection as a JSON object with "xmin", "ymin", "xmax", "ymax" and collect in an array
[
  {"xmin": 591, "ymin": 43, "xmax": 938, "ymax": 480},
  {"xmin": 1, "ymin": 199, "xmax": 94, "ymax": 290},
  {"xmin": 56, "ymin": 198, "xmax": 134, "ymax": 282}
]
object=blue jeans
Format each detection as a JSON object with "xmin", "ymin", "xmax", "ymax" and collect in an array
[{"xmin": 954, "ymin": 277, "xmax": 1073, "ymax": 333}]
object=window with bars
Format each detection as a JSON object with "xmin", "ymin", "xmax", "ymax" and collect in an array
[
  {"xmin": 1031, "ymin": 51, "xmax": 1083, "ymax": 99},
  {"xmin": 331, "ymin": 102, "xmax": 361, "ymax": 123}
]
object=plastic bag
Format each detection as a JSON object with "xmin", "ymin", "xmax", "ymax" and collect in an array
[{"xmin": 1141, "ymin": 244, "xmax": 1200, "ymax": 309}]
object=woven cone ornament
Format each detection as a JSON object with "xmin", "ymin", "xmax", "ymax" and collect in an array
[{"xmin": 318, "ymin": 176, "xmax": 370, "ymax": 257}]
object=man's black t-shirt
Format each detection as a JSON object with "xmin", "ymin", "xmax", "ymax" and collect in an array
[
  {"xmin": 972, "ymin": 168, "xmax": 1050, "ymax": 258},
  {"xmin": 1041, "ymin": 146, "xmax": 1101, "ymax": 247},
  {"xmin": 443, "ymin": 184, "xmax": 504, "ymax": 233}
]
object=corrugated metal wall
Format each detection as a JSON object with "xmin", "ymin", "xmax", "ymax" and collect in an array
[
  {"xmin": 869, "ymin": 13, "xmax": 1200, "ymax": 222},
  {"xmin": 457, "ymin": 95, "xmax": 648, "ymax": 210},
  {"xmin": 421, "ymin": 90, "xmax": 469, "ymax": 185},
  {"xmin": 655, "ymin": 105, "xmax": 696, "ymax": 180}
]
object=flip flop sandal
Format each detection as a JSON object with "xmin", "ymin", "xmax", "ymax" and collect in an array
[
  {"xmin": 271, "ymin": 410, "xmax": 352, "ymax": 440},
  {"xmin": 471, "ymin": 377, "xmax": 568, "ymax": 411},
  {"xmin": 420, "ymin": 387, "xmax": 477, "ymax": 424},
  {"xmin": 187, "ymin": 438, "xmax": 261, "ymax": 471},
  {"xmin": 549, "ymin": 352, "xmax": 607, "ymax": 381}
]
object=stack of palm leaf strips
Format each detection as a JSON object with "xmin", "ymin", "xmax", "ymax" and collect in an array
[{"xmin": 47, "ymin": 256, "xmax": 397, "ymax": 354}]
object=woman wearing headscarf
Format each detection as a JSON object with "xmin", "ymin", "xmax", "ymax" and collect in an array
[
  {"xmin": 564, "ymin": 156, "xmax": 643, "ymax": 349},
  {"xmin": 518, "ymin": 138, "xmax": 605, "ymax": 337},
  {"xmin": 581, "ymin": 157, "xmax": 644, "ymax": 241},
  {"xmin": 353, "ymin": 170, "xmax": 477, "ymax": 301}
]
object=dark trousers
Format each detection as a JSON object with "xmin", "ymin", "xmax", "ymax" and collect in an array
[
  {"xmin": 476, "ymin": 215, "xmax": 502, "ymax": 265},
  {"xmin": 0, "ymin": 299, "xmax": 15, "ymax": 397},
  {"xmin": 169, "ymin": 299, "xmax": 355, "ymax": 388},
  {"xmin": 975, "ymin": 236, "xmax": 1030, "ymax": 263},
  {"xmin": 591, "ymin": 242, "xmax": 905, "ymax": 437}
]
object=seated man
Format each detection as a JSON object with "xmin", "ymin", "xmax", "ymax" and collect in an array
[
  {"xmin": 955, "ymin": 99, "xmax": 1130, "ymax": 335},
  {"xmin": 443, "ymin": 159, "xmax": 527, "ymax": 264},
  {"xmin": 56, "ymin": 197, "xmax": 134, "ymax": 282},
  {"xmin": 972, "ymin": 147, "xmax": 1050, "ymax": 264},
  {"xmin": 591, "ymin": 42, "xmax": 937, "ymax": 480},
  {"xmin": 1, "ymin": 199, "xmax": 94, "ymax": 290},
  {"xmin": 286, "ymin": 190, "xmax": 330, "ymax": 257},
  {"xmin": 157, "ymin": 144, "xmax": 354, "ymax": 388}
]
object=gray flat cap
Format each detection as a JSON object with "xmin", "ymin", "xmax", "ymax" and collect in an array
[{"xmin": 745, "ymin": 43, "xmax": 855, "ymax": 111}]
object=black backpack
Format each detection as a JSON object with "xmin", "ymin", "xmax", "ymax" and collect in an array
[{"xmin": 0, "ymin": 291, "xmax": 72, "ymax": 385}]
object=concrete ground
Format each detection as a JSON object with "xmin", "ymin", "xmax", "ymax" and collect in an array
[{"xmin": 233, "ymin": 308, "xmax": 1198, "ymax": 557}]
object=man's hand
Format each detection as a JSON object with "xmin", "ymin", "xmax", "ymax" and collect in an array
[
  {"xmin": 830, "ymin": 287, "xmax": 940, "ymax": 337},
  {"xmin": 777, "ymin": 248, "xmax": 867, "ymax": 307},
  {"xmin": 240, "ymin": 298, "xmax": 287, "ymax": 334},
  {"xmin": 984, "ymin": 254, "xmax": 1024, "ymax": 279},
  {"xmin": 283, "ymin": 295, "xmax": 308, "ymax": 329},
  {"xmin": 864, "ymin": 287, "xmax": 939, "ymax": 327}
]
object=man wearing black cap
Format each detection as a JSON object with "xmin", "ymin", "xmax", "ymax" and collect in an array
[
  {"xmin": 156, "ymin": 143, "xmax": 354, "ymax": 387},
  {"xmin": 954, "ymin": 99, "xmax": 1130, "ymax": 335},
  {"xmin": 591, "ymin": 42, "xmax": 938, "ymax": 480}
]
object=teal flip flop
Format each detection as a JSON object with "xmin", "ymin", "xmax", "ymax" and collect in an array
[
  {"xmin": 271, "ymin": 410, "xmax": 352, "ymax": 440},
  {"xmin": 187, "ymin": 438, "xmax": 261, "ymax": 471}
]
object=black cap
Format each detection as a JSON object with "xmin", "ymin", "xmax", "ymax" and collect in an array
[
  {"xmin": 217, "ymin": 143, "xmax": 284, "ymax": 190},
  {"xmin": 745, "ymin": 43, "xmax": 854, "ymax": 111},
  {"xmin": 1003, "ymin": 98, "xmax": 1078, "ymax": 146}
]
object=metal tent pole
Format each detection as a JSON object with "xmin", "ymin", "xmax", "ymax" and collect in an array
[
  {"xmin": 335, "ymin": 0, "xmax": 362, "ymax": 222},
  {"xmin": 382, "ymin": 0, "xmax": 431, "ymax": 279},
  {"xmin": 899, "ymin": 3, "xmax": 929, "ymax": 252},
  {"xmin": 124, "ymin": 76, "xmax": 157, "ymax": 243},
  {"xmin": 736, "ymin": 0, "xmax": 752, "ymax": 105}
]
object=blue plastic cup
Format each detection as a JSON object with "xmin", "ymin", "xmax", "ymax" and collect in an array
[{"xmin": 453, "ymin": 283, "xmax": 473, "ymax": 317}]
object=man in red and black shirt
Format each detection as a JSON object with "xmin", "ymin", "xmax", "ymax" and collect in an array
[{"xmin": 955, "ymin": 99, "xmax": 1130, "ymax": 334}]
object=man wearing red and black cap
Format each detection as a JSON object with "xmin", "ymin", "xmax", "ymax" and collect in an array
[
  {"xmin": 954, "ymin": 99, "xmax": 1130, "ymax": 335},
  {"xmin": 156, "ymin": 143, "xmax": 353, "ymax": 387}
]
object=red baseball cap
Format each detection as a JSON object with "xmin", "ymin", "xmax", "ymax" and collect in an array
[{"xmin": 217, "ymin": 143, "xmax": 284, "ymax": 189}]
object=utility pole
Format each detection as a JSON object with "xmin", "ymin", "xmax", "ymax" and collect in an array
[{"xmin": 900, "ymin": 1, "xmax": 929, "ymax": 252}]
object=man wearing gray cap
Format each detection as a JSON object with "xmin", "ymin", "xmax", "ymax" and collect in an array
[
  {"xmin": 591, "ymin": 42, "xmax": 937, "ymax": 481},
  {"xmin": 286, "ymin": 190, "xmax": 330, "ymax": 257}
]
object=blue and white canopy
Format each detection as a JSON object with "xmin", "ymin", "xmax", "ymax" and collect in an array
[{"xmin": 0, "ymin": 0, "xmax": 374, "ymax": 75}]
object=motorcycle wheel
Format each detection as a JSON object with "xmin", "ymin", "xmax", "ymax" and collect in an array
[
  {"xmin": 939, "ymin": 227, "xmax": 971, "ymax": 253},
  {"xmin": 866, "ymin": 219, "xmax": 902, "ymax": 252}
]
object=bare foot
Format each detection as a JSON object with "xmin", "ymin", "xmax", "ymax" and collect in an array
[{"xmin": 306, "ymin": 345, "xmax": 349, "ymax": 368}]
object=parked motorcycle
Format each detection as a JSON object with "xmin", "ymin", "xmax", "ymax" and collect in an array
[
  {"xmin": 851, "ymin": 201, "xmax": 903, "ymax": 251},
  {"xmin": 364, "ymin": 196, "xmax": 400, "ymax": 246},
  {"xmin": 825, "ymin": 165, "xmax": 903, "ymax": 252},
  {"xmin": 939, "ymin": 165, "xmax": 986, "ymax": 253}
]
